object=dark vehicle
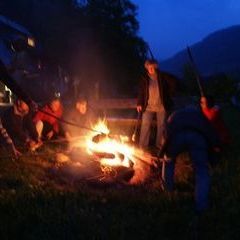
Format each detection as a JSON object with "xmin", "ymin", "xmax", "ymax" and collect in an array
[{"xmin": 0, "ymin": 14, "xmax": 40, "ymax": 103}]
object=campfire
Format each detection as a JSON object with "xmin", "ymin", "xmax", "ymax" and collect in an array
[
  {"xmin": 86, "ymin": 120, "xmax": 135, "ymax": 182},
  {"xmin": 83, "ymin": 120, "xmax": 153, "ymax": 184},
  {"xmin": 59, "ymin": 119, "xmax": 154, "ymax": 184}
]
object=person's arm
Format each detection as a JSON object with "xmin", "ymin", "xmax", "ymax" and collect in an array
[
  {"xmin": 202, "ymin": 106, "xmax": 219, "ymax": 121},
  {"xmin": 0, "ymin": 120, "xmax": 21, "ymax": 158},
  {"xmin": 0, "ymin": 120, "xmax": 13, "ymax": 145}
]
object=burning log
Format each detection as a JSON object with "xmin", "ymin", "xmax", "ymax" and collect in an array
[
  {"xmin": 93, "ymin": 151, "xmax": 115, "ymax": 159},
  {"xmin": 92, "ymin": 133, "xmax": 107, "ymax": 143},
  {"xmin": 84, "ymin": 119, "xmax": 138, "ymax": 183}
]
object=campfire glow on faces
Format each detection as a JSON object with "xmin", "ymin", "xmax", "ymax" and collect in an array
[{"xmin": 86, "ymin": 120, "xmax": 135, "ymax": 168}]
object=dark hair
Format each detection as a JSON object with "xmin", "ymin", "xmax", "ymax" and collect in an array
[
  {"xmin": 76, "ymin": 96, "xmax": 87, "ymax": 104},
  {"xmin": 14, "ymin": 98, "xmax": 26, "ymax": 106},
  {"xmin": 144, "ymin": 59, "xmax": 159, "ymax": 69},
  {"xmin": 48, "ymin": 92, "xmax": 61, "ymax": 103}
]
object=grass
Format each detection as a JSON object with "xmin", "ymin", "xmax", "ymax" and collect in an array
[{"xmin": 1, "ymin": 105, "xmax": 240, "ymax": 239}]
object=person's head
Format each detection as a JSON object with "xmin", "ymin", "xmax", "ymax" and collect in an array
[
  {"xmin": 48, "ymin": 92, "xmax": 62, "ymax": 112},
  {"xmin": 14, "ymin": 99, "xmax": 29, "ymax": 116},
  {"xmin": 75, "ymin": 97, "xmax": 87, "ymax": 115},
  {"xmin": 49, "ymin": 98, "xmax": 61, "ymax": 113},
  {"xmin": 200, "ymin": 95, "xmax": 215, "ymax": 109},
  {"xmin": 144, "ymin": 59, "xmax": 159, "ymax": 75}
]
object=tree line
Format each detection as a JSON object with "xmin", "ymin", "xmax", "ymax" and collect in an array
[{"xmin": 0, "ymin": 0, "xmax": 148, "ymax": 98}]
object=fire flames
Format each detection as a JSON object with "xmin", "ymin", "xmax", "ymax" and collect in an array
[
  {"xmin": 69, "ymin": 119, "xmax": 153, "ymax": 184},
  {"xmin": 86, "ymin": 119, "xmax": 135, "ymax": 168},
  {"xmin": 85, "ymin": 119, "xmax": 154, "ymax": 184}
]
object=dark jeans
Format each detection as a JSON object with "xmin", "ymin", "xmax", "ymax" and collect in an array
[{"xmin": 164, "ymin": 130, "xmax": 210, "ymax": 212}]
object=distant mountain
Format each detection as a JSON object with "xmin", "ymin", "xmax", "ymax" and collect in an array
[{"xmin": 160, "ymin": 25, "xmax": 240, "ymax": 78}]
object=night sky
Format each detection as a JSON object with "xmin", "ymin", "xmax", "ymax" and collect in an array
[{"xmin": 132, "ymin": 0, "xmax": 240, "ymax": 60}]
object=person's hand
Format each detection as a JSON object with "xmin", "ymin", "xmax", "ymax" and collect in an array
[
  {"xmin": 137, "ymin": 105, "xmax": 142, "ymax": 113},
  {"xmin": 46, "ymin": 130, "xmax": 54, "ymax": 140},
  {"xmin": 27, "ymin": 139, "xmax": 43, "ymax": 151},
  {"xmin": 200, "ymin": 96, "xmax": 207, "ymax": 109}
]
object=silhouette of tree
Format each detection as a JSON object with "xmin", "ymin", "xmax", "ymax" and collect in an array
[{"xmin": 1, "ymin": 0, "xmax": 147, "ymax": 97}]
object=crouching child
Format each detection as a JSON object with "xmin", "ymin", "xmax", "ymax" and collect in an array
[
  {"xmin": 33, "ymin": 95, "xmax": 63, "ymax": 141},
  {"xmin": 1, "ymin": 99, "xmax": 41, "ymax": 151}
]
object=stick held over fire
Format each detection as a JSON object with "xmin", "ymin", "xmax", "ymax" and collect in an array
[
  {"xmin": 131, "ymin": 112, "xmax": 141, "ymax": 142},
  {"xmin": 186, "ymin": 46, "xmax": 205, "ymax": 97}
]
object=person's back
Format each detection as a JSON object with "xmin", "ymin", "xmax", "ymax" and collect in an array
[{"xmin": 165, "ymin": 107, "xmax": 220, "ymax": 150}]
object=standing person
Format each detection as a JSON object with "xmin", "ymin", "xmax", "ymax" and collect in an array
[
  {"xmin": 160, "ymin": 108, "xmax": 220, "ymax": 213},
  {"xmin": 137, "ymin": 59, "xmax": 176, "ymax": 151},
  {"xmin": 33, "ymin": 95, "xmax": 63, "ymax": 140},
  {"xmin": 1, "ymin": 99, "xmax": 40, "ymax": 150},
  {"xmin": 200, "ymin": 95, "xmax": 231, "ymax": 146}
]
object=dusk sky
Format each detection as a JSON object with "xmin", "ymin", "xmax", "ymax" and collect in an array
[{"xmin": 132, "ymin": 0, "xmax": 240, "ymax": 60}]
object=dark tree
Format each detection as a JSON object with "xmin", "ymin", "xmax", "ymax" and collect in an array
[{"xmin": 0, "ymin": 0, "xmax": 147, "ymax": 98}]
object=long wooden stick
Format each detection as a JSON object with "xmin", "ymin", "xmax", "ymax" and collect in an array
[
  {"xmin": 186, "ymin": 46, "xmax": 205, "ymax": 97},
  {"xmin": 131, "ymin": 112, "xmax": 141, "ymax": 142}
]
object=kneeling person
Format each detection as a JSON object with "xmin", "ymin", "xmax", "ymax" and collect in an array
[
  {"xmin": 1, "ymin": 99, "xmax": 40, "ymax": 150},
  {"xmin": 33, "ymin": 96, "xmax": 63, "ymax": 140}
]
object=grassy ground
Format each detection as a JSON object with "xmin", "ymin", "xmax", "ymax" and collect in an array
[{"xmin": 1, "ymin": 105, "xmax": 240, "ymax": 239}]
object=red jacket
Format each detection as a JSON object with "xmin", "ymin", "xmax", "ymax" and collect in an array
[
  {"xmin": 33, "ymin": 104, "xmax": 63, "ymax": 133},
  {"xmin": 202, "ymin": 106, "xmax": 231, "ymax": 145}
]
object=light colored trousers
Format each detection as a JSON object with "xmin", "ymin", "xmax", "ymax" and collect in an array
[{"xmin": 139, "ymin": 110, "xmax": 166, "ymax": 149}]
